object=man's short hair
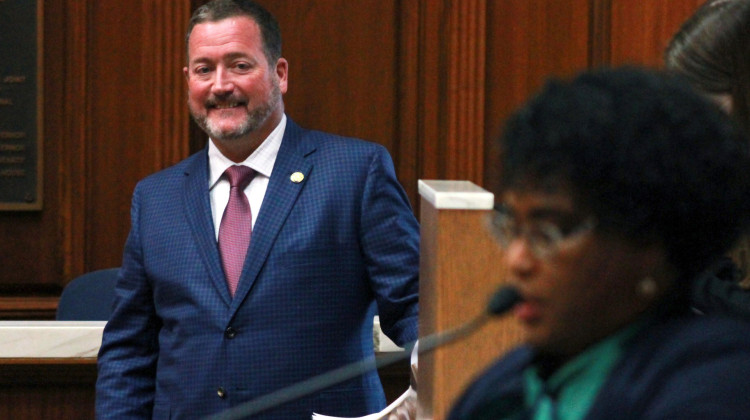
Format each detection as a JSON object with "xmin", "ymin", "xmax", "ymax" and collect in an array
[{"xmin": 186, "ymin": 0, "xmax": 282, "ymax": 64}]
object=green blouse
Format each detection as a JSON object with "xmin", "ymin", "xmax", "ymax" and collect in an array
[{"xmin": 522, "ymin": 323, "xmax": 642, "ymax": 420}]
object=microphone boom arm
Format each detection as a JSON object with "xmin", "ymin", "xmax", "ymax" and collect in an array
[{"xmin": 205, "ymin": 286, "xmax": 520, "ymax": 420}]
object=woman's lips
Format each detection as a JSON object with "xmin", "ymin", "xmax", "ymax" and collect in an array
[{"xmin": 515, "ymin": 299, "xmax": 542, "ymax": 323}]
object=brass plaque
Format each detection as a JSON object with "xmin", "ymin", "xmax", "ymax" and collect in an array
[{"xmin": 0, "ymin": 0, "xmax": 43, "ymax": 210}]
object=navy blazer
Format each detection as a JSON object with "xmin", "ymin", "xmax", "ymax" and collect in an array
[
  {"xmin": 96, "ymin": 119, "xmax": 420, "ymax": 419},
  {"xmin": 449, "ymin": 309, "xmax": 750, "ymax": 419}
]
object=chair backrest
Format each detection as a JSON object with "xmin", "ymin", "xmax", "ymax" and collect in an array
[{"xmin": 56, "ymin": 268, "xmax": 120, "ymax": 321}]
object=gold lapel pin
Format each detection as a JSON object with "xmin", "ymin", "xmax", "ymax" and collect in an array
[{"xmin": 290, "ymin": 172, "xmax": 305, "ymax": 183}]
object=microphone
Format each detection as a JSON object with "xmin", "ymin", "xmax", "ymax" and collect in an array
[
  {"xmin": 205, "ymin": 285, "xmax": 522, "ymax": 420},
  {"xmin": 488, "ymin": 285, "xmax": 522, "ymax": 315}
]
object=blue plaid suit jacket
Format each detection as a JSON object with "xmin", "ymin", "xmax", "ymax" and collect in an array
[{"xmin": 96, "ymin": 119, "xmax": 420, "ymax": 419}]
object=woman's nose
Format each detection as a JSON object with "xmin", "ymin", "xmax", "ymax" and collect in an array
[{"xmin": 504, "ymin": 238, "xmax": 536, "ymax": 280}]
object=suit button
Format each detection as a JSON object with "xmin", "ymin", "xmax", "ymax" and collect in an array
[
  {"xmin": 217, "ymin": 387, "xmax": 226, "ymax": 399},
  {"xmin": 225, "ymin": 327, "xmax": 237, "ymax": 339}
]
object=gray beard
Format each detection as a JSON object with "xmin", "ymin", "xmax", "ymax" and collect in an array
[{"xmin": 190, "ymin": 84, "xmax": 281, "ymax": 142}]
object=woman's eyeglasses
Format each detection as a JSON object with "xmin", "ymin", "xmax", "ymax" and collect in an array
[{"xmin": 487, "ymin": 206, "xmax": 596, "ymax": 258}]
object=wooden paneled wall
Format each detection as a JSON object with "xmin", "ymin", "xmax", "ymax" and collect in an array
[
  {"xmin": 0, "ymin": 0, "xmax": 705, "ymax": 318},
  {"xmin": 0, "ymin": 0, "xmax": 192, "ymax": 318}
]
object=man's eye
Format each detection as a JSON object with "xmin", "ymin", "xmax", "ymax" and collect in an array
[{"xmin": 195, "ymin": 67, "xmax": 211, "ymax": 75}]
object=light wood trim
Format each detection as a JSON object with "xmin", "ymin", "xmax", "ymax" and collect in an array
[{"xmin": 417, "ymin": 198, "xmax": 524, "ymax": 419}]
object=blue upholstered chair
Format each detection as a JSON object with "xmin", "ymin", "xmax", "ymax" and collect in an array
[{"xmin": 56, "ymin": 267, "xmax": 120, "ymax": 321}]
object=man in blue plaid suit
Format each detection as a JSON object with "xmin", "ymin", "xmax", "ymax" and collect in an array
[{"xmin": 95, "ymin": 1, "xmax": 419, "ymax": 419}]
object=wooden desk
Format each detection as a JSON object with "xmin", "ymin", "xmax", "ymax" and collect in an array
[
  {"xmin": 0, "ymin": 321, "xmax": 101, "ymax": 419},
  {"xmin": 0, "ymin": 358, "xmax": 97, "ymax": 419}
]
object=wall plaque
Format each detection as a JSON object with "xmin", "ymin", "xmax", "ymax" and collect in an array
[{"xmin": 0, "ymin": 0, "xmax": 42, "ymax": 210}]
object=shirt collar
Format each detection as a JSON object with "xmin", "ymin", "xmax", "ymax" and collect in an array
[
  {"xmin": 523, "ymin": 321, "xmax": 644, "ymax": 419},
  {"xmin": 208, "ymin": 114, "xmax": 287, "ymax": 189}
]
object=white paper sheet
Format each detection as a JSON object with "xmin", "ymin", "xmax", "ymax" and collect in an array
[{"xmin": 311, "ymin": 386, "xmax": 416, "ymax": 420}]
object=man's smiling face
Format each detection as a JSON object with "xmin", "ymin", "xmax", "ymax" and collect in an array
[{"xmin": 184, "ymin": 16, "xmax": 287, "ymax": 144}]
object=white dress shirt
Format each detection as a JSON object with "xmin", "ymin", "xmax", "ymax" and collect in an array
[{"xmin": 208, "ymin": 114, "xmax": 286, "ymax": 240}]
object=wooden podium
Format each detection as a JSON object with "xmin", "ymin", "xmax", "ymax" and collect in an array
[{"xmin": 416, "ymin": 180, "xmax": 524, "ymax": 420}]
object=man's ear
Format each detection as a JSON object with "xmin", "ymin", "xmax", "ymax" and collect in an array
[{"xmin": 275, "ymin": 58, "xmax": 289, "ymax": 94}]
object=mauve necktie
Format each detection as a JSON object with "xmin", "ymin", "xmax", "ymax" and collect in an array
[{"xmin": 218, "ymin": 165, "xmax": 255, "ymax": 297}]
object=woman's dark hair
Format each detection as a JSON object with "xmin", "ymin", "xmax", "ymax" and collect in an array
[
  {"xmin": 665, "ymin": 0, "xmax": 750, "ymax": 132},
  {"xmin": 186, "ymin": 0, "xmax": 282, "ymax": 64},
  {"xmin": 500, "ymin": 67, "xmax": 750, "ymax": 278}
]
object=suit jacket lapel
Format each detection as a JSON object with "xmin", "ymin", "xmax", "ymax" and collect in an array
[
  {"xmin": 181, "ymin": 150, "xmax": 234, "ymax": 306},
  {"xmin": 230, "ymin": 120, "xmax": 315, "ymax": 314}
]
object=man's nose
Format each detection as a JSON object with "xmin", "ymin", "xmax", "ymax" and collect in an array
[{"xmin": 211, "ymin": 67, "xmax": 234, "ymax": 95}]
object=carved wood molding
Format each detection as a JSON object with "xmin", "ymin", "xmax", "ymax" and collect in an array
[
  {"xmin": 56, "ymin": 1, "xmax": 191, "ymax": 285},
  {"xmin": 141, "ymin": 0, "xmax": 191, "ymax": 171},
  {"xmin": 59, "ymin": 1, "xmax": 91, "ymax": 282},
  {"xmin": 444, "ymin": 0, "xmax": 487, "ymax": 185},
  {"xmin": 0, "ymin": 297, "xmax": 58, "ymax": 320},
  {"xmin": 402, "ymin": 0, "xmax": 487, "ymax": 187},
  {"xmin": 590, "ymin": 0, "xmax": 612, "ymax": 67},
  {"xmin": 396, "ymin": 0, "xmax": 422, "ymax": 208}
]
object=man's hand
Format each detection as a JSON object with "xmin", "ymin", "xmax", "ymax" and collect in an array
[{"xmin": 386, "ymin": 388, "xmax": 416, "ymax": 420}]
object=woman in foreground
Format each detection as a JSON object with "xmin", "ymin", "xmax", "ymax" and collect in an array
[{"xmin": 448, "ymin": 67, "xmax": 750, "ymax": 419}]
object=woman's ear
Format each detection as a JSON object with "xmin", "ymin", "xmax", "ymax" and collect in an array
[{"xmin": 635, "ymin": 242, "xmax": 678, "ymax": 302}]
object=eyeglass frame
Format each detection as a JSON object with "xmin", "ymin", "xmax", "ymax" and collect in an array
[{"xmin": 486, "ymin": 204, "xmax": 597, "ymax": 258}]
